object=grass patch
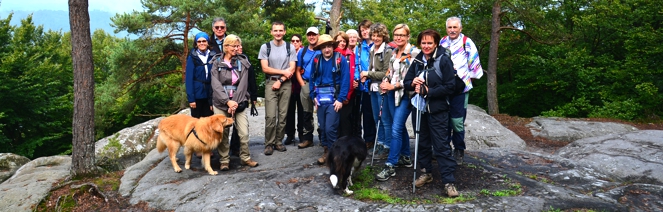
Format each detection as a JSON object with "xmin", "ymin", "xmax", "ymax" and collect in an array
[
  {"xmin": 440, "ymin": 194, "xmax": 476, "ymax": 204},
  {"xmin": 479, "ymin": 182, "xmax": 523, "ymax": 197}
]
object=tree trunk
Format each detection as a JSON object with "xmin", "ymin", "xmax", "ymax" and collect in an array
[
  {"xmin": 329, "ymin": 0, "xmax": 342, "ymax": 36},
  {"xmin": 487, "ymin": 0, "xmax": 501, "ymax": 115},
  {"xmin": 69, "ymin": 0, "xmax": 97, "ymax": 177}
]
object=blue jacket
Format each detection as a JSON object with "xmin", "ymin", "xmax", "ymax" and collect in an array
[
  {"xmin": 309, "ymin": 53, "xmax": 351, "ymax": 103},
  {"xmin": 185, "ymin": 49, "xmax": 216, "ymax": 104}
]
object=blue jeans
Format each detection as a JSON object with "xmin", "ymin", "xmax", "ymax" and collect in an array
[
  {"xmin": 370, "ymin": 91, "xmax": 387, "ymax": 147},
  {"xmin": 317, "ymin": 104, "xmax": 340, "ymax": 148},
  {"xmin": 448, "ymin": 92, "xmax": 468, "ymax": 150},
  {"xmin": 386, "ymin": 95, "xmax": 411, "ymax": 166},
  {"xmin": 381, "ymin": 91, "xmax": 395, "ymax": 149}
]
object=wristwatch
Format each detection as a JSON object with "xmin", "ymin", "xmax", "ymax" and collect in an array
[{"xmin": 278, "ymin": 78, "xmax": 284, "ymax": 83}]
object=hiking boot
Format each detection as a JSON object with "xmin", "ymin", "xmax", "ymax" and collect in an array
[
  {"xmin": 317, "ymin": 146, "xmax": 328, "ymax": 165},
  {"xmin": 283, "ymin": 136, "xmax": 296, "ymax": 145},
  {"xmin": 241, "ymin": 159, "xmax": 259, "ymax": 167},
  {"xmin": 274, "ymin": 144, "xmax": 287, "ymax": 152},
  {"xmin": 220, "ymin": 163, "xmax": 229, "ymax": 171},
  {"xmin": 264, "ymin": 145, "xmax": 273, "ymax": 155},
  {"xmin": 454, "ymin": 149, "xmax": 464, "ymax": 165},
  {"xmin": 395, "ymin": 155, "xmax": 413, "ymax": 168},
  {"xmin": 298, "ymin": 140, "xmax": 313, "ymax": 149},
  {"xmin": 445, "ymin": 183, "xmax": 459, "ymax": 197},
  {"xmin": 415, "ymin": 173, "xmax": 433, "ymax": 187},
  {"xmin": 374, "ymin": 146, "xmax": 390, "ymax": 160},
  {"xmin": 366, "ymin": 142, "xmax": 374, "ymax": 149},
  {"xmin": 375, "ymin": 165, "xmax": 396, "ymax": 181}
]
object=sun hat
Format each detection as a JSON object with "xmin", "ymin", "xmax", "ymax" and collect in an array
[{"xmin": 314, "ymin": 34, "xmax": 335, "ymax": 50}]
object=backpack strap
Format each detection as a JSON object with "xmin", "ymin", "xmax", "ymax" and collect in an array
[
  {"xmin": 266, "ymin": 42, "xmax": 271, "ymax": 58},
  {"xmin": 285, "ymin": 41, "xmax": 291, "ymax": 58},
  {"xmin": 299, "ymin": 46, "xmax": 308, "ymax": 66},
  {"xmin": 462, "ymin": 35, "xmax": 469, "ymax": 58}
]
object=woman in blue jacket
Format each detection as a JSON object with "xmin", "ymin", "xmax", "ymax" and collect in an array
[{"xmin": 185, "ymin": 32, "xmax": 216, "ymax": 118}]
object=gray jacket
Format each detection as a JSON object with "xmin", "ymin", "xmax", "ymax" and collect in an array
[
  {"xmin": 367, "ymin": 42, "xmax": 393, "ymax": 92},
  {"xmin": 211, "ymin": 53, "xmax": 251, "ymax": 111}
]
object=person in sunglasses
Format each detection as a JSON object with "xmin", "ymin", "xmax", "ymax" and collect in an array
[
  {"xmin": 185, "ymin": 32, "xmax": 215, "ymax": 118},
  {"xmin": 284, "ymin": 34, "xmax": 305, "ymax": 146},
  {"xmin": 209, "ymin": 17, "xmax": 228, "ymax": 54}
]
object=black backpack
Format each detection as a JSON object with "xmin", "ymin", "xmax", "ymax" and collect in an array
[{"xmin": 265, "ymin": 41, "xmax": 291, "ymax": 58}]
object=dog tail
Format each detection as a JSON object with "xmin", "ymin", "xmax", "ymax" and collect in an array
[{"xmin": 156, "ymin": 134, "xmax": 166, "ymax": 153}]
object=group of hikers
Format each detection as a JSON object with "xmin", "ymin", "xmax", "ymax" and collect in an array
[{"xmin": 184, "ymin": 16, "xmax": 483, "ymax": 198}]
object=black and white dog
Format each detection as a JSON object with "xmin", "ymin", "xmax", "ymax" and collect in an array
[{"xmin": 327, "ymin": 135, "xmax": 368, "ymax": 195}]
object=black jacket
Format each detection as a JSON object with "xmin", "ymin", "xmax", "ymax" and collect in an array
[
  {"xmin": 209, "ymin": 33, "xmax": 226, "ymax": 55},
  {"xmin": 403, "ymin": 47, "xmax": 455, "ymax": 114}
]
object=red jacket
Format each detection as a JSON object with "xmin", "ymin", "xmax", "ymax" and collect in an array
[{"xmin": 335, "ymin": 47, "xmax": 355, "ymax": 102}]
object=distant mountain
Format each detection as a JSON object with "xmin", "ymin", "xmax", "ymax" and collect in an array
[{"xmin": 0, "ymin": 9, "xmax": 131, "ymax": 38}]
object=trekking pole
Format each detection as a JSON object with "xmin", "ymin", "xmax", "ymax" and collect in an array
[
  {"xmin": 370, "ymin": 93, "xmax": 384, "ymax": 167},
  {"xmin": 412, "ymin": 70, "xmax": 424, "ymax": 193}
]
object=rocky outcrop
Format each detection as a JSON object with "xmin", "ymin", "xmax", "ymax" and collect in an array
[
  {"xmin": 526, "ymin": 117, "xmax": 638, "ymax": 142},
  {"xmin": 94, "ymin": 117, "xmax": 162, "ymax": 171},
  {"xmin": 465, "ymin": 105, "xmax": 527, "ymax": 150},
  {"xmin": 555, "ymin": 130, "xmax": 663, "ymax": 184},
  {"xmin": 0, "ymin": 156, "xmax": 71, "ymax": 212},
  {"xmin": 0, "ymin": 153, "xmax": 30, "ymax": 183}
]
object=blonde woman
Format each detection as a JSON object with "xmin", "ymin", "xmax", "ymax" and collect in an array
[
  {"xmin": 211, "ymin": 34, "xmax": 258, "ymax": 171},
  {"xmin": 376, "ymin": 24, "xmax": 420, "ymax": 181}
]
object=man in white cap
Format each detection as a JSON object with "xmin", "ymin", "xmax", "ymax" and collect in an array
[{"xmin": 294, "ymin": 26, "xmax": 321, "ymax": 149}]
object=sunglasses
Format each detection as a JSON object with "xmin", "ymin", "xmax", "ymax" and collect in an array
[
  {"xmin": 291, "ymin": 40, "xmax": 301, "ymax": 43},
  {"xmin": 214, "ymin": 26, "xmax": 226, "ymax": 30},
  {"xmin": 197, "ymin": 40, "xmax": 207, "ymax": 43}
]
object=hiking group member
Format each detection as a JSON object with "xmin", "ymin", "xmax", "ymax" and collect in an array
[
  {"xmin": 376, "ymin": 24, "xmax": 419, "ymax": 181},
  {"xmin": 186, "ymin": 32, "xmax": 215, "ymax": 119},
  {"xmin": 284, "ymin": 34, "xmax": 305, "ymax": 146},
  {"xmin": 333, "ymin": 31, "xmax": 356, "ymax": 138},
  {"xmin": 439, "ymin": 17, "xmax": 484, "ymax": 165},
  {"xmin": 209, "ymin": 17, "xmax": 227, "ymax": 54},
  {"xmin": 403, "ymin": 29, "xmax": 459, "ymax": 197},
  {"xmin": 359, "ymin": 23, "xmax": 393, "ymax": 159},
  {"xmin": 211, "ymin": 34, "xmax": 259, "ymax": 170},
  {"xmin": 294, "ymin": 27, "xmax": 321, "ymax": 149},
  {"xmin": 258, "ymin": 21, "xmax": 297, "ymax": 155},
  {"xmin": 355, "ymin": 20, "xmax": 377, "ymax": 149},
  {"xmin": 229, "ymin": 43, "xmax": 259, "ymax": 157},
  {"xmin": 309, "ymin": 34, "xmax": 351, "ymax": 165},
  {"xmin": 345, "ymin": 29, "xmax": 363, "ymax": 137}
]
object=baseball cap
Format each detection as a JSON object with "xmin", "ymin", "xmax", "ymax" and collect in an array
[{"xmin": 306, "ymin": 27, "xmax": 319, "ymax": 35}]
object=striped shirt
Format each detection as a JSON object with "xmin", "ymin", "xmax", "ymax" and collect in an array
[{"xmin": 439, "ymin": 34, "xmax": 483, "ymax": 92}]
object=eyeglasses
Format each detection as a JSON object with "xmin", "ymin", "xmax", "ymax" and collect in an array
[
  {"xmin": 291, "ymin": 40, "xmax": 301, "ymax": 43},
  {"xmin": 197, "ymin": 40, "xmax": 208, "ymax": 43},
  {"xmin": 214, "ymin": 26, "xmax": 226, "ymax": 30},
  {"xmin": 224, "ymin": 44, "xmax": 240, "ymax": 48},
  {"xmin": 394, "ymin": 34, "xmax": 409, "ymax": 38}
]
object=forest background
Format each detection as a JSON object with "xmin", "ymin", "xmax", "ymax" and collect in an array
[{"xmin": 1, "ymin": 0, "xmax": 661, "ymax": 159}]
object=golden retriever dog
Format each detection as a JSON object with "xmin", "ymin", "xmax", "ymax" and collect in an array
[{"xmin": 156, "ymin": 114, "xmax": 234, "ymax": 175}]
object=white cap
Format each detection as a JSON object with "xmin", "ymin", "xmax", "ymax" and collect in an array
[
  {"xmin": 346, "ymin": 29, "xmax": 358, "ymax": 35},
  {"xmin": 306, "ymin": 27, "xmax": 319, "ymax": 35}
]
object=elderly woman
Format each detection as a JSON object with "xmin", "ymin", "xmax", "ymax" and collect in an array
[
  {"xmin": 376, "ymin": 24, "xmax": 420, "ymax": 181},
  {"xmin": 334, "ymin": 31, "xmax": 357, "ymax": 138},
  {"xmin": 359, "ymin": 23, "xmax": 393, "ymax": 158},
  {"xmin": 186, "ymin": 32, "xmax": 215, "ymax": 118},
  {"xmin": 403, "ymin": 29, "xmax": 459, "ymax": 197},
  {"xmin": 211, "ymin": 34, "xmax": 259, "ymax": 171}
]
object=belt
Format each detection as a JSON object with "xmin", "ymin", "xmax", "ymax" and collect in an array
[{"xmin": 269, "ymin": 76, "xmax": 280, "ymax": 81}]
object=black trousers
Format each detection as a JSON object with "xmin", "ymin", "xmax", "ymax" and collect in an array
[
  {"xmin": 285, "ymin": 91, "xmax": 312, "ymax": 141},
  {"xmin": 191, "ymin": 99, "xmax": 213, "ymax": 118},
  {"xmin": 413, "ymin": 110, "xmax": 456, "ymax": 184},
  {"xmin": 359, "ymin": 92, "xmax": 376, "ymax": 143}
]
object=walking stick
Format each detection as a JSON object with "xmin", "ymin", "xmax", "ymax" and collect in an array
[
  {"xmin": 370, "ymin": 69, "xmax": 391, "ymax": 167},
  {"xmin": 412, "ymin": 70, "xmax": 425, "ymax": 193}
]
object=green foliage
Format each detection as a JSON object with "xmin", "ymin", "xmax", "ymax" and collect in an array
[{"xmin": 0, "ymin": 14, "xmax": 73, "ymax": 158}]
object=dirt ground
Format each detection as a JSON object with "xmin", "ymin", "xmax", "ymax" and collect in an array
[{"xmin": 38, "ymin": 115, "xmax": 663, "ymax": 211}]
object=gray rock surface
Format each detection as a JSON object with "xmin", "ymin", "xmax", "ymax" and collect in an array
[
  {"xmin": 0, "ymin": 156, "xmax": 71, "ymax": 212},
  {"xmin": 555, "ymin": 130, "xmax": 663, "ymax": 184},
  {"xmin": 526, "ymin": 116, "xmax": 639, "ymax": 142},
  {"xmin": 94, "ymin": 117, "xmax": 163, "ymax": 171},
  {"xmin": 0, "ymin": 153, "xmax": 31, "ymax": 183},
  {"xmin": 464, "ymin": 105, "xmax": 526, "ymax": 150}
]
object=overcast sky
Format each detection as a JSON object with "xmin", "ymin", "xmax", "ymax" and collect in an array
[{"xmin": 1, "ymin": 0, "xmax": 144, "ymax": 13}]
